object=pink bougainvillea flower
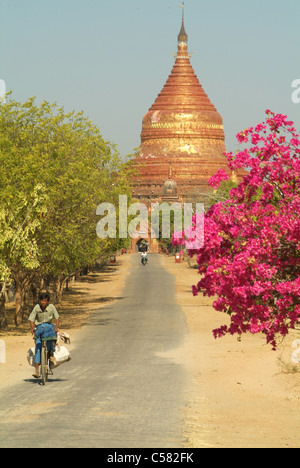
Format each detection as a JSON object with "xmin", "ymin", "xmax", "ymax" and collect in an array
[{"xmin": 173, "ymin": 111, "xmax": 300, "ymax": 350}]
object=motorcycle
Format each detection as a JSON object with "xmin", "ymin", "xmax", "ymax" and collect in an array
[{"xmin": 141, "ymin": 255, "xmax": 148, "ymax": 266}]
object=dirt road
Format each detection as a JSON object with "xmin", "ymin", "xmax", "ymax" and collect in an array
[
  {"xmin": 162, "ymin": 256, "xmax": 300, "ymax": 448},
  {"xmin": 0, "ymin": 254, "xmax": 188, "ymax": 448},
  {"xmin": 0, "ymin": 253, "xmax": 299, "ymax": 448}
]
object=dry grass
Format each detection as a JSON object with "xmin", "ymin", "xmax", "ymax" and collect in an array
[{"xmin": 0, "ymin": 261, "xmax": 125, "ymax": 337}]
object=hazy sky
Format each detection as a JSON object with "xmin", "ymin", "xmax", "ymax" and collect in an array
[{"xmin": 0, "ymin": 0, "xmax": 299, "ymax": 158}]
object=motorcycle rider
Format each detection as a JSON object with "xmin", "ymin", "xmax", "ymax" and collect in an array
[{"xmin": 141, "ymin": 250, "xmax": 148, "ymax": 265}]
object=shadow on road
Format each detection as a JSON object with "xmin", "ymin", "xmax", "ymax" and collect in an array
[{"xmin": 23, "ymin": 378, "xmax": 68, "ymax": 386}]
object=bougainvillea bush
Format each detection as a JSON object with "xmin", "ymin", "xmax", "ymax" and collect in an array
[{"xmin": 173, "ymin": 111, "xmax": 300, "ymax": 349}]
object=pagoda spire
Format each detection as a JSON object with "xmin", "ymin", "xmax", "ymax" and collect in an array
[
  {"xmin": 133, "ymin": 3, "xmax": 229, "ymax": 207},
  {"xmin": 178, "ymin": 2, "xmax": 188, "ymax": 44}
]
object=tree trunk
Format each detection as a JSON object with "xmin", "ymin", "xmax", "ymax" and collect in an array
[
  {"xmin": 14, "ymin": 271, "xmax": 32, "ymax": 326},
  {"xmin": 14, "ymin": 274, "xmax": 23, "ymax": 327},
  {"xmin": 31, "ymin": 283, "xmax": 38, "ymax": 306},
  {"xmin": 0, "ymin": 284, "xmax": 8, "ymax": 330},
  {"xmin": 53, "ymin": 275, "xmax": 69, "ymax": 305}
]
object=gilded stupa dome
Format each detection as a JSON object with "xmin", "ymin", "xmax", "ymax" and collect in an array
[{"xmin": 132, "ymin": 7, "xmax": 229, "ymax": 204}]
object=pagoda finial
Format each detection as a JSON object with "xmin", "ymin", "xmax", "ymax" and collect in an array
[
  {"xmin": 168, "ymin": 161, "xmax": 173, "ymax": 179},
  {"xmin": 178, "ymin": 2, "xmax": 188, "ymax": 44}
]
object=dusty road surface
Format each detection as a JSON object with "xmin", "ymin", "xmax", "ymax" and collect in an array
[
  {"xmin": 0, "ymin": 254, "xmax": 188, "ymax": 448},
  {"xmin": 1, "ymin": 253, "xmax": 299, "ymax": 448},
  {"xmin": 162, "ymin": 256, "xmax": 300, "ymax": 449}
]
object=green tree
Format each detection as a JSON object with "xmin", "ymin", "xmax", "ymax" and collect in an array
[{"xmin": 0, "ymin": 96, "xmax": 133, "ymax": 327}]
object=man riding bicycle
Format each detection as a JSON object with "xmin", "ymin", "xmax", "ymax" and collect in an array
[{"xmin": 28, "ymin": 292, "xmax": 60, "ymax": 379}]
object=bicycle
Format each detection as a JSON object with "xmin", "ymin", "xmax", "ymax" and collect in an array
[{"xmin": 40, "ymin": 337, "xmax": 56, "ymax": 386}]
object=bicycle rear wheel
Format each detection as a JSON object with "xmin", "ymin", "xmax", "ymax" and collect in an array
[{"xmin": 41, "ymin": 343, "xmax": 48, "ymax": 385}]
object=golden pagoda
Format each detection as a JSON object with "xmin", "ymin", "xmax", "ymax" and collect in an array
[{"xmin": 132, "ymin": 5, "xmax": 229, "ymax": 204}]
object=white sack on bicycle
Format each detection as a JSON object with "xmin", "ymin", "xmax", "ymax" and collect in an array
[
  {"xmin": 27, "ymin": 345, "xmax": 71, "ymax": 368},
  {"xmin": 27, "ymin": 347, "xmax": 36, "ymax": 367},
  {"xmin": 53, "ymin": 345, "xmax": 72, "ymax": 368}
]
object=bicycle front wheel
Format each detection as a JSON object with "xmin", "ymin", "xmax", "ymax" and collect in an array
[{"xmin": 41, "ymin": 343, "xmax": 48, "ymax": 385}]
